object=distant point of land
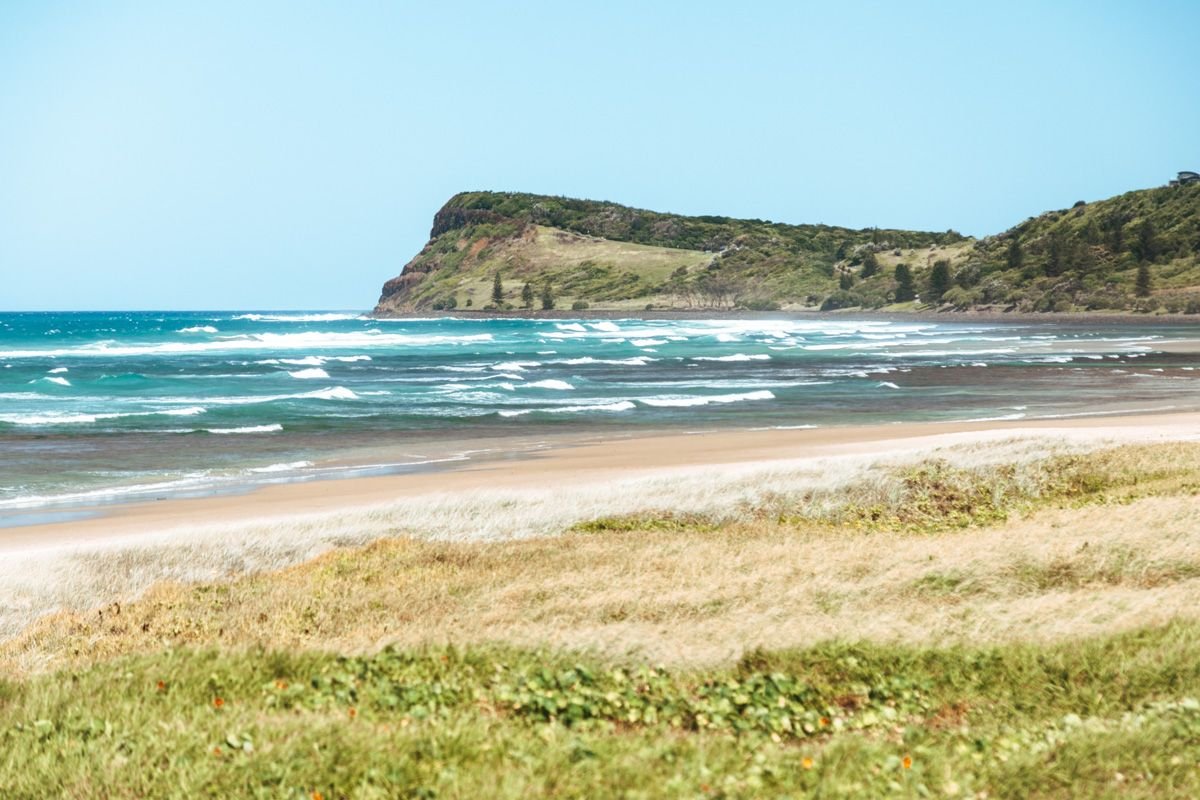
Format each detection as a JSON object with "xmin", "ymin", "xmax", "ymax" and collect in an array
[{"xmin": 375, "ymin": 178, "xmax": 1200, "ymax": 317}]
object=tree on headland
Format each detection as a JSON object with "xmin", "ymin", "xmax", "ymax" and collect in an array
[
  {"xmin": 1044, "ymin": 231, "xmax": 1066, "ymax": 277},
  {"xmin": 1134, "ymin": 220, "xmax": 1161, "ymax": 263},
  {"xmin": 540, "ymin": 282, "xmax": 556, "ymax": 310},
  {"xmin": 1006, "ymin": 238, "xmax": 1023, "ymax": 271},
  {"xmin": 521, "ymin": 282, "xmax": 535, "ymax": 309},
  {"xmin": 492, "ymin": 271, "xmax": 504, "ymax": 305},
  {"xmin": 839, "ymin": 270, "xmax": 854, "ymax": 291},
  {"xmin": 928, "ymin": 259, "xmax": 952, "ymax": 302},
  {"xmin": 894, "ymin": 263, "xmax": 916, "ymax": 302},
  {"xmin": 860, "ymin": 251, "xmax": 880, "ymax": 278},
  {"xmin": 1136, "ymin": 262, "xmax": 1153, "ymax": 297}
]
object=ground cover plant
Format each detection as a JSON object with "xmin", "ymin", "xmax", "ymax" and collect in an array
[{"xmin": 3, "ymin": 441, "xmax": 1200, "ymax": 796}]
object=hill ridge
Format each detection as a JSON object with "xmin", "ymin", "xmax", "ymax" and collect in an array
[{"xmin": 375, "ymin": 184, "xmax": 1200, "ymax": 315}]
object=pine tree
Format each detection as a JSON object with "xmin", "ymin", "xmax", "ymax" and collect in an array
[
  {"xmin": 1045, "ymin": 231, "xmax": 1065, "ymax": 277},
  {"xmin": 540, "ymin": 282, "xmax": 556, "ymax": 310},
  {"xmin": 860, "ymin": 251, "xmax": 879, "ymax": 278},
  {"xmin": 928, "ymin": 260, "xmax": 952, "ymax": 302},
  {"xmin": 893, "ymin": 264, "xmax": 916, "ymax": 302},
  {"xmin": 1006, "ymin": 238, "xmax": 1023, "ymax": 271},
  {"xmin": 491, "ymin": 271, "xmax": 504, "ymax": 306},
  {"xmin": 1136, "ymin": 262, "xmax": 1152, "ymax": 297},
  {"xmin": 521, "ymin": 282, "xmax": 535, "ymax": 309},
  {"xmin": 1135, "ymin": 220, "xmax": 1160, "ymax": 263}
]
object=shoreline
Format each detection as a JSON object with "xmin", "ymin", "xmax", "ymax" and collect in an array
[
  {"xmin": 372, "ymin": 307, "xmax": 1200, "ymax": 326},
  {"xmin": 6, "ymin": 408, "xmax": 1200, "ymax": 557}
]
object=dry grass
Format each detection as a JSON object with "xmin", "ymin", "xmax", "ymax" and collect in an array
[
  {"xmin": 4, "ymin": 434, "xmax": 1078, "ymax": 642},
  {"xmin": 7, "ymin": 450, "xmax": 1200, "ymax": 674}
]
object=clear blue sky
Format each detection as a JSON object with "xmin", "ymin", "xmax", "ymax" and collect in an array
[{"xmin": 2, "ymin": 1, "xmax": 1198, "ymax": 310}]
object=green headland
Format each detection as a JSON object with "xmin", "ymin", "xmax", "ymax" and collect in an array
[{"xmin": 375, "ymin": 181, "xmax": 1200, "ymax": 315}]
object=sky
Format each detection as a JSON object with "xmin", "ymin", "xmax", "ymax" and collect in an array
[{"xmin": 2, "ymin": 1, "xmax": 1198, "ymax": 311}]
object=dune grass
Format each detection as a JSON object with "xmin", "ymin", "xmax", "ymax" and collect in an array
[
  {"xmin": 7, "ymin": 442, "xmax": 1200, "ymax": 675},
  {"xmin": 4, "ymin": 440, "xmax": 1200, "ymax": 796}
]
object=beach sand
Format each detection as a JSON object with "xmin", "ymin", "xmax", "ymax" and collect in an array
[
  {"xmin": 5, "ymin": 409, "xmax": 1200, "ymax": 557},
  {"xmin": 1154, "ymin": 339, "xmax": 1200, "ymax": 354}
]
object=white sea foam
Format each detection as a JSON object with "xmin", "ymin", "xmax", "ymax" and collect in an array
[
  {"xmin": 47, "ymin": 367, "xmax": 69, "ymax": 374},
  {"xmin": 248, "ymin": 460, "xmax": 313, "ymax": 473},
  {"xmin": 303, "ymin": 386, "xmax": 359, "ymax": 400},
  {"xmin": 878, "ymin": 381, "xmax": 901, "ymax": 389},
  {"xmin": 524, "ymin": 379, "xmax": 574, "ymax": 390},
  {"xmin": 555, "ymin": 356, "xmax": 656, "ymax": 366},
  {"xmin": 0, "ymin": 475, "xmax": 217, "ymax": 510},
  {"xmin": 0, "ymin": 331, "xmax": 493, "ymax": 359},
  {"xmin": 207, "ymin": 424, "xmax": 284, "ymax": 434},
  {"xmin": 692, "ymin": 354, "xmax": 770, "ymax": 362},
  {"xmin": 40, "ymin": 376, "xmax": 71, "ymax": 386},
  {"xmin": 491, "ymin": 361, "xmax": 541, "ymax": 372},
  {"xmin": 233, "ymin": 312, "xmax": 364, "ymax": 322},
  {"xmin": 638, "ymin": 390, "xmax": 775, "ymax": 408},
  {"xmin": 630, "ymin": 338, "xmax": 668, "ymax": 347},
  {"xmin": 0, "ymin": 406, "xmax": 206, "ymax": 426},
  {"xmin": 499, "ymin": 400, "xmax": 636, "ymax": 417},
  {"xmin": 288, "ymin": 368, "xmax": 330, "ymax": 379},
  {"xmin": 178, "ymin": 325, "xmax": 219, "ymax": 334},
  {"xmin": 589, "ymin": 321, "xmax": 621, "ymax": 332},
  {"xmin": 555, "ymin": 323, "xmax": 587, "ymax": 332},
  {"xmin": 270, "ymin": 355, "xmax": 373, "ymax": 366}
]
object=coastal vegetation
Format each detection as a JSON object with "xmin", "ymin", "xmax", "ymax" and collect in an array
[
  {"xmin": 5, "ymin": 440, "xmax": 1200, "ymax": 796},
  {"xmin": 375, "ymin": 183, "xmax": 1200, "ymax": 315}
]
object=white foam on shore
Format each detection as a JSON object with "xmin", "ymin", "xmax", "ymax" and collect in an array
[
  {"xmin": 499, "ymin": 400, "xmax": 636, "ymax": 417},
  {"xmin": 206, "ymin": 424, "xmax": 284, "ymax": 434},
  {"xmin": 249, "ymin": 460, "xmax": 313, "ymax": 473},
  {"xmin": 0, "ymin": 406, "xmax": 206, "ymax": 426},
  {"xmin": 639, "ymin": 390, "xmax": 775, "ymax": 408},
  {"xmin": 692, "ymin": 353, "xmax": 771, "ymax": 362}
]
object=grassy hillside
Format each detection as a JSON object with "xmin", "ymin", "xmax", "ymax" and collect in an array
[
  {"xmin": 945, "ymin": 183, "xmax": 1200, "ymax": 313},
  {"xmin": 375, "ymin": 192, "xmax": 964, "ymax": 313},
  {"xmin": 6, "ymin": 441, "xmax": 1200, "ymax": 796},
  {"xmin": 374, "ymin": 183, "xmax": 1200, "ymax": 314}
]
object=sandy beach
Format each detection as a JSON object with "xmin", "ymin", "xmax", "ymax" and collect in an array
[{"xmin": 7, "ymin": 409, "xmax": 1200, "ymax": 557}]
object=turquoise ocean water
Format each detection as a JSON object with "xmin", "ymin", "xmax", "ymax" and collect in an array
[{"xmin": 1, "ymin": 311, "xmax": 1198, "ymax": 519}]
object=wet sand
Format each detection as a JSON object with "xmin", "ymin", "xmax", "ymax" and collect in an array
[{"xmin": 5, "ymin": 410, "xmax": 1200, "ymax": 556}]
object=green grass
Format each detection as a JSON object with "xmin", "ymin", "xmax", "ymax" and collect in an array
[
  {"xmin": 7, "ymin": 442, "xmax": 1200, "ymax": 796},
  {"xmin": 5, "ymin": 625, "xmax": 1200, "ymax": 798},
  {"xmin": 574, "ymin": 442, "xmax": 1200, "ymax": 536}
]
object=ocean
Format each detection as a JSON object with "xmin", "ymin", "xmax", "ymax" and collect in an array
[{"xmin": 1, "ymin": 310, "xmax": 1198, "ymax": 521}]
